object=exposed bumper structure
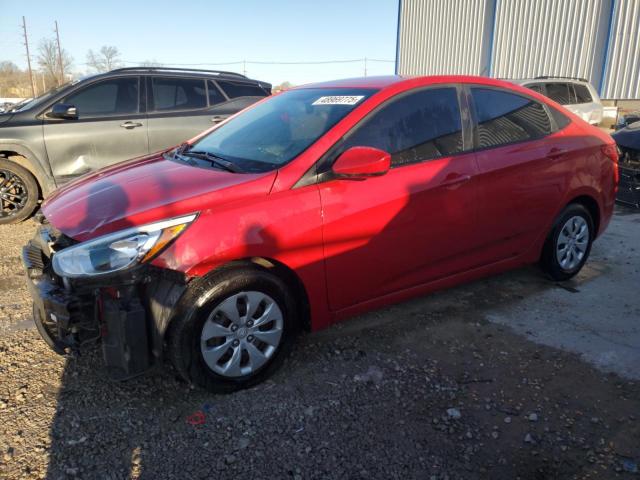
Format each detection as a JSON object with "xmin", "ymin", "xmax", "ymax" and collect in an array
[{"xmin": 22, "ymin": 224, "xmax": 187, "ymax": 379}]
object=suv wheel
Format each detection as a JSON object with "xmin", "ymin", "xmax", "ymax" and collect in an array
[
  {"xmin": 169, "ymin": 267, "xmax": 299, "ymax": 393},
  {"xmin": 541, "ymin": 203, "xmax": 594, "ymax": 281},
  {"xmin": 0, "ymin": 159, "xmax": 39, "ymax": 224}
]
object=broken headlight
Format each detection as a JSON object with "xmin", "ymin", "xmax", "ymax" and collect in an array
[{"xmin": 52, "ymin": 214, "xmax": 197, "ymax": 278}]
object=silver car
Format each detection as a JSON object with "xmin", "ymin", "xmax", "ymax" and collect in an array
[
  {"xmin": 0, "ymin": 67, "xmax": 271, "ymax": 224},
  {"xmin": 510, "ymin": 76, "xmax": 603, "ymax": 125}
]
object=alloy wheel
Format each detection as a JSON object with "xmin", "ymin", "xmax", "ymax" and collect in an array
[
  {"xmin": 556, "ymin": 215, "xmax": 590, "ymax": 270},
  {"xmin": 0, "ymin": 170, "xmax": 28, "ymax": 219},
  {"xmin": 200, "ymin": 291, "xmax": 284, "ymax": 377}
]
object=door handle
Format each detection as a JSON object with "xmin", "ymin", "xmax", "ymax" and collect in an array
[
  {"xmin": 210, "ymin": 115, "xmax": 227, "ymax": 123},
  {"xmin": 120, "ymin": 121, "xmax": 143, "ymax": 129},
  {"xmin": 547, "ymin": 148, "xmax": 567, "ymax": 159},
  {"xmin": 442, "ymin": 173, "xmax": 471, "ymax": 188}
]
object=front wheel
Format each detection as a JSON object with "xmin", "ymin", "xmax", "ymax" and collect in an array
[
  {"xmin": 168, "ymin": 267, "xmax": 299, "ymax": 393},
  {"xmin": 0, "ymin": 159, "xmax": 39, "ymax": 224},
  {"xmin": 541, "ymin": 203, "xmax": 594, "ymax": 281}
]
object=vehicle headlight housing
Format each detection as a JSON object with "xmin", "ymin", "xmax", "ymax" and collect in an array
[{"xmin": 52, "ymin": 214, "xmax": 197, "ymax": 278}]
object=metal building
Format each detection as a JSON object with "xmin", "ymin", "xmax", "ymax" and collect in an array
[{"xmin": 396, "ymin": 0, "xmax": 640, "ymax": 99}]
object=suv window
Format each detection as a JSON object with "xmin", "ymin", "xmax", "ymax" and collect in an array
[
  {"xmin": 527, "ymin": 84, "xmax": 544, "ymax": 94},
  {"xmin": 340, "ymin": 87, "xmax": 463, "ymax": 167},
  {"xmin": 216, "ymin": 80, "xmax": 269, "ymax": 98},
  {"xmin": 151, "ymin": 77, "xmax": 207, "ymax": 111},
  {"xmin": 207, "ymin": 81, "xmax": 226, "ymax": 105},
  {"xmin": 545, "ymin": 82, "xmax": 574, "ymax": 105},
  {"xmin": 471, "ymin": 87, "xmax": 553, "ymax": 148},
  {"xmin": 573, "ymin": 84, "xmax": 593, "ymax": 103},
  {"xmin": 64, "ymin": 77, "xmax": 139, "ymax": 117}
]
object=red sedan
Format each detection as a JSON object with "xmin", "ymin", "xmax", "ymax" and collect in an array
[{"xmin": 23, "ymin": 75, "xmax": 618, "ymax": 392}]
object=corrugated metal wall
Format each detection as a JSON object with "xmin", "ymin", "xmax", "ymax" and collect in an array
[
  {"xmin": 601, "ymin": 0, "xmax": 640, "ymax": 99},
  {"xmin": 491, "ymin": 0, "xmax": 610, "ymax": 86},
  {"xmin": 396, "ymin": 0, "xmax": 640, "ymax": 99},
  {"xmin": 396, "ymin": 0, "xmax": 495, "ymax": 76}
]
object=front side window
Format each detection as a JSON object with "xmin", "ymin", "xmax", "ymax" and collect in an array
[
  {"xmin": 339, "ymin": 87, "xmax": 463, "ymax": 167},
  {"xmin": 526, "ymin": 84, "xmax": 544, "ymax": 94},
  {"xmin": 471, "ymin": 87, "xmax": 553, "ymax": 148},
  {"xmin": 190, "ymin": 88, "xmax": 375, "ymax": 172},
  {"xmin": 64, "ymin": 77, "xmax": 138, "ymax": 116},
  {"xmin": 151, "ymin": 77, "xmax": 207, "ymax": 111},
  {"xmin": 216, "ymin": 80, "xmax": 269, "ymax": 98}
]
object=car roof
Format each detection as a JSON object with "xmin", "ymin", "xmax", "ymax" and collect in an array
[
  {"xmin": 296, "ymin": 75, "xmax": 537, "ymax": 91},
  {"xmin": 87, "ymin": 67, "xmax": 270, "ymax": 86}
]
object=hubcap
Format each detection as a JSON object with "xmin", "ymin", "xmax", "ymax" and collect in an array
[
  {"xmin": 200, "ymin": 291, "xmax": 284, "ymax": 378},
  {"xmin": 0, "ymin": 170, "xmax": 28, "ymax": 218},
  {"xmin": 556, "ymin": 215, "xmax": 589, "ymax": 270}
]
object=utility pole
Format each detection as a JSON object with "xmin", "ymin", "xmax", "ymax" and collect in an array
[
  {"xmin": 364, "ymin": 57, "xmax": 368, "ymax": 77},
  {"xmin": 54, "ymin": 21, "xmax": 64, "ymax": 84},
  {"xmin": 21, "ymin": 16, "xmax": 36, "ymax": 98},
  {"xmin": 242, "ymin": 60, "xmax": 247, "ymax": 77}
]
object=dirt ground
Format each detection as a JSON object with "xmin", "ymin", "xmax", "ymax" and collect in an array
[{"xmin": 0, "ymin": 208, "xmax": 639, "ymax": 479}]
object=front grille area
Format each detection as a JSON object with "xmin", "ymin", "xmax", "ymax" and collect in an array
[{"xmin": 23, "ymin": 242, "xmax": 46, "ymax": 271}]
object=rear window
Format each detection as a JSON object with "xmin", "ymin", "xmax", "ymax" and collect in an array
[
  {"xmin": 573, "ymin": 84, "xmax": 593, "ymax": 103},
  {"xmin": 151, "ymin": 77, "xmax": 207, "ymax": 111},
  {"xmin": 207, "ymin": 81, "xmax": 226, "ymax": 105},
  {"xmin": 216, "ymin": 80, "xmax": 269, "ymax": 98},
  {"xmin": 471, "ymin": 87, "xmax": 553, "ymax": 148}
]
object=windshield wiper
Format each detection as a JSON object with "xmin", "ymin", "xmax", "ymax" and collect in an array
[{"xmin": 178, "ymin": 149, "xmax": 244, "ymax": 173}]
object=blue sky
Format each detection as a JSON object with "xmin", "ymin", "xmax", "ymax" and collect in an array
[{"xmin": 0, "ymin": 0, "xmax": 399, "ymax": 85}]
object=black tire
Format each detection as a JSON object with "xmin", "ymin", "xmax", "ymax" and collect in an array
[
  {"xmin": 168, "ymin": 267, "xmax": 299, "ymax": 393},
  {"xmin": 0, "ymin": 159, "xmax": 39, "ymax": 224},
  {"xmin": 540, "ymin": 203, "xmax": 594, "ymax": 281}
]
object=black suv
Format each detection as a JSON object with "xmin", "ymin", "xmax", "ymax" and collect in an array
[{"xmin": 0, "ymin": 67, "xmax": 271, "ymax": 224}]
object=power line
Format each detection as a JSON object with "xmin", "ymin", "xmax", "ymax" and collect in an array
[{"xmin": 75, "ymin": 58, "xmax": 394, "ymax": 67}]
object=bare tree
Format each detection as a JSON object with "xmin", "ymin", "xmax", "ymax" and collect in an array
[
  {"xmin": 37, "ymin": 38, "xmax": 73, "ymax": 87},
  {"xmin": 0, "ymin": 61, "xmax": 32, "ymax": 97},
  {"xmin": 86, "ymin": 46, "xmax": 122, "ymax": 73},
  {"xmin": 139, "ymin": 59, "xmax": 163, "ymax": 68}
]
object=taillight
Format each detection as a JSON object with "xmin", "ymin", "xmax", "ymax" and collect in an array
[{"xmin": 601, "ymin": 144, "xmax": 619, "ymax": 188}]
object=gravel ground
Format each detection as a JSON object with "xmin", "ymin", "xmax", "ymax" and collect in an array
[{"xmin": 0, "ymin": 213, "xmax": 639, "ymax": 479}]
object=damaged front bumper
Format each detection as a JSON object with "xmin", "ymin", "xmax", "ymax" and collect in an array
[{"xmin": 22, "ymin": 224, "xmax": 187, "ymax": 379}]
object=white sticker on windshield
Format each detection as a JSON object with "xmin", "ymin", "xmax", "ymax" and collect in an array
[{"xmin": 312, "ymin": 95, "xmax": 365, "ymax": 106}]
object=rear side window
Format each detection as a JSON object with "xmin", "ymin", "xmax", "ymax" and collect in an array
[
  {"xmin": 64, "ymin": 77, "xmax": 139, "ymax": 116},
  {"xmin": 573, "ymin": 84, "xmax": 593, "ymax": 103},
  {"xmin": 471, "ymin": 87, "xmax": 553, "ymax": 148},
  {"xmin": 151, "ymin": 77, "xmax": 207, "ymax": 111},
  {"xmin": 216, "ymin": 80, "xmax": 269, "ymax": 98},
  {"xmin": 207, "ymin": 81, "xmax": 226, "ymax": 105},
  {"xmin": 545, "ymin": 83, "xmax": 573, "ymax": 105}
]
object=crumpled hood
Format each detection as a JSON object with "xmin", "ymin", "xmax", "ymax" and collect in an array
[{"xmin": 43, "ymin": 153, "xmax": 276, "ymax": 242}]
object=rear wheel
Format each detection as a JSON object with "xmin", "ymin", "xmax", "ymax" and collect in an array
[
  {"xmin": 0, "ymin": 159, "xmax": 39, "ymax": 224},
  {"xmin": 541, "ymin": 203, "xmax": 594, "ymax": 281},
  {"xmin": 169, "ymin": 267, "xmax": 298, "ymax": 393}
]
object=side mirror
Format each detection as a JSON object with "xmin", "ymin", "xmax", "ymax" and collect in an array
[
  {"xmin": 332, "ymin": 146, "xmax": 391, "ymax": 180},
  {"xmin": 48, "ymin": 104, "xmax": 78, "ymax": 120}
]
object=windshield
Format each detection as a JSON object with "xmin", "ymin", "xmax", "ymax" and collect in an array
[
  {"xmin": 188, "ymin": 88, "xmax": 376, "ymax": 173},
  {"xmin": 9, "ymin": 81, "xmax": 77, "ymax": 112}
]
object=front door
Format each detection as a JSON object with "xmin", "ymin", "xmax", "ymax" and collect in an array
[
  {"xmin": 43, "ymin": 76, "xmax": 148, "ymax": 183},
  {"xmin": 318, "ymin": 86, "xmax": 479, "ymax": 311}
]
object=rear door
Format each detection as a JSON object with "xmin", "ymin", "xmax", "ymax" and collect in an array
[
  {"xmin": 146, "ymin": 76, "xmax": 269, "ymax": 153},
  {"xmin": 468, "ymin": 86, "xmax": 566, "ymax": 263},
  {"xmin": 319, "ymin": 86, "xmax": 479, "ymax": 311},
  {"xmin": 146, "ymin": 76, "xmax": 217, "ymax": 152},
  {"xmin": 43, "ymin": 76, "xmax": 148, "ymax": 182}
]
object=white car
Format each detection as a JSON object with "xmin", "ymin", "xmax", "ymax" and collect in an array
[{"xmin": 510, "ymin": 77, "xmax": 603, "ymax": 125}]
